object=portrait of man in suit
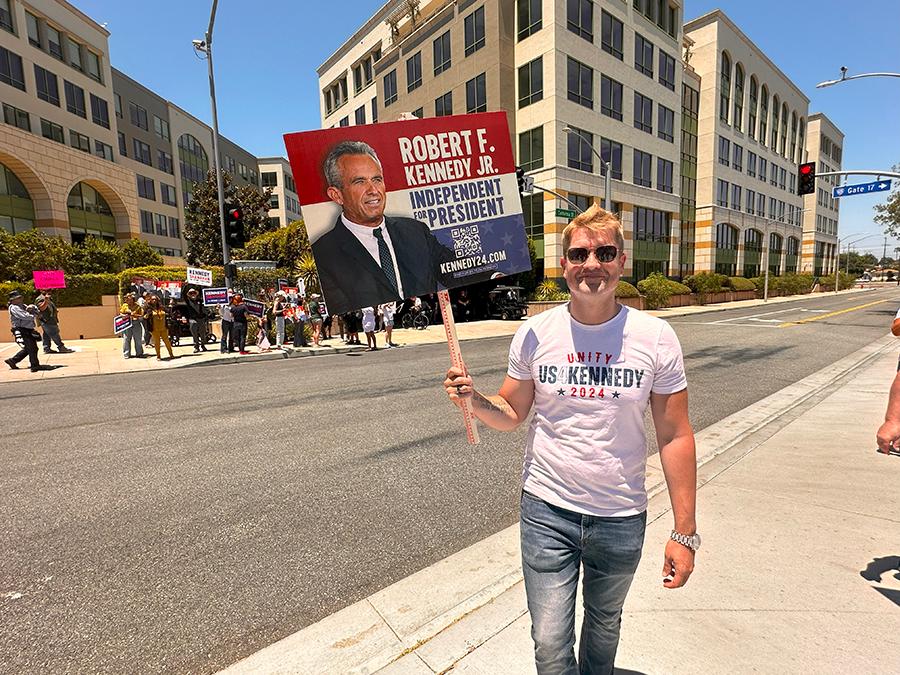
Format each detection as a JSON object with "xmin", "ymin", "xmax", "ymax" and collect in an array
[{"xmin": 312, "ymin": 140, "xmax": 456, "ymax": 315}]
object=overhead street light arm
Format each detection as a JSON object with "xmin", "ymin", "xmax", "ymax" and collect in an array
[{"xmin": 816, "ymin": 69, "xmax": 900, "ymax": 88}]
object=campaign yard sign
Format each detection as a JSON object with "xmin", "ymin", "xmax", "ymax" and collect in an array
[
  {"xmin": 202, "ymin": 287, "xmax": 229, "ymax": 305},
  {"xmin": 244, "ymin": 299, "xmax": 265, "ymax": 318},
  {"xmin": 113, "ymin": 314, "xmax": 132, "ymax": 334},
  {"xmin": 186, "ymin": 267, "xmax": 213, "ymax": 287},
  {"xmin": 284, "ymin": 111, "xmax": 530, "ymax": 315},
  {"xmin": 157, "ymin": 280, "xmax": 182, "ymax": 299},
  {"xmin": 33, "ymin": 270, "xmax": 66, "ymax": 289}
]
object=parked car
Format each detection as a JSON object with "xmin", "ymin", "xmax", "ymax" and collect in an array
[{"xmin": 486, "ymin": 285, "xmax": 528, "ymax": 320}]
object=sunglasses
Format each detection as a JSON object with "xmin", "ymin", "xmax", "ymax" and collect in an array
[{"xmin": 565, "ymin": 245, "xmax": 619, "ymax": 264}]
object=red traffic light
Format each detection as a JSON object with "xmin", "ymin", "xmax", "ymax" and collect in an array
[
  {"xmin": 800, "ymin": 164, "xmax": 812, "ymax": 175},
  {"xmin": 228, "ymin": 208, "xmax": 241, "ymax": 219}
]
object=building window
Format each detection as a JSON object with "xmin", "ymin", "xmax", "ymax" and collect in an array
[
  {"xmin": 567, "ymin": 57, "xmax": 592, "ymax": 108},
  {"xmin": 69, "ymin": 129, "xmax": 90, "ymax": 153},
  {"xmin": 88, "ymin": 94, "xmax": 109, "ymax": 129},
  {"xmin": 601, "ymin": 137, "xmax": 623, "ymax": 180},
  {"xmin": 0, "ymin": 46, "xmax": 25, "ymax": 91},
  {"xmin": 34, "ymin": 65, "xmax": 60, "ymax": 105},
  {"xmin": 601, "ymin": 10, "xmax": 623, "ymax": 59},
  {"xmin": 720, "ymin": 52, "xmax": 731, "ymax": 123},
  {"xmin": 633, "ymin": 149, "xmax": 652, "ymax": 187},
  {"xmin": 118, "ymin": 131, "xmax": 126, "ymax": 156},
  {"xmin": 716, "ymin": 179, "xmax": 729, "ymax": 207},
  {"xmin": 0, "ymin": 0, "xmax": 13, "ymax": 33},
  {"xmin": 768, "ymin": 196, "xmax": 777, "ymax": 219},
  {"xmin": 161, "ymin": 183, "xmax": 177, "ymax": 206},
  {"xmin": 140, "ymin": 210, "xmax": 153, "ymax": 234},
  {"xmin": 780, "ymin": 103, "xmax": 789, "ymax": 158},
  {"xmin": 152, "ymin": 115, "xmax": 169, "ymax": 141},
  {"xmin": 406, "ymin": 52, "xmax": 422, "ymax": 92},
  {"xmin": 41, "ymin": 118, "xmax": 64, "ymax": 143},
  {"xmin": 759, "ymin": 86, "xmax": 769, "ymax": 146},
  {"xmin": 85, "ymin": 51, "xmax": 101, "ymax": 83},
  {"xmin": 158, "ymin": 150, "xmax": 173, "ymax": 174},
  {"xmin": 518, "ymin": 57, "xmax": 542, "ymax": 108},
  {"xmin": 466, "ymin": 73, "xmax": 487, "ymax": 113},
  {"xmin": 261, "ymin": 172, "xmax": 277, "ymax": 187},
  {"xmin": 567, "ymin": 126, "xmax": 593, "ymax": 172},
  {"xmin": 789, "ymin": 173, "xmax": 796, "ymax": 195},
  {"xmin": 567, "ymin": 0, "xmax": 593, "ymax": 41},
  {"xmin": 731, "ymin": 184, "xmax": 742, "ymax": 210},
  {"xmin": 757, "ymin": 192, "xmax": 765, "ymax": 216},
  {"xmin": 25, "ymin": 12, "xmax": 40, "ymax": 47},
  {"xmin": 355, "ymin": 105, "xmax": 366, "ymax": 125},
  {"xmin": 137, "ymin": 175, "xmax": 156, "ymax": 200},
  {"xmin": 435, "ymin": 91, "xmax": 453, "ymax": 117},
  {"xmin": 733, "ymin": 64, "xmax": 744, "ymax": 130},
  {"xmin": 94, "ymin": 140, "xmax": 112, "ymax": 162},
  {"xmin": 464, "ymin": 6, "xmax": 485, "ymax": 56},
  {"xmin": 770, "ymin": 162, "xmax": 778, "ymax": 187},
  {"xmin": 600, "ymin": 75, "xmax": 622, "ymax": 121},
  {"xmin": 733, "ymin": 144, "xmax": 743, "ymax": 172},
  {"xmin": 658, "ymin": 50, "xmax": 675, "ymax": 91},
  {"xmin": 718, "ymin": 136, "xmax": 730, "ymax": 166},
  {"xmin": 657, "ymin": 158, "xmax": 673, "ymax": 193},
  {"xmin": 758, "ymin": 157, "xmax": 767, "ymax": 183},
  {"xmin": 517, "ymin": 0, "xmax": 542, "ymax": 41},
  {"xmin": 433, "ymin": 31, "xmax": 451, "ymax": 76},
  {"xmin": 633, "ymin": 92, "xmax": 652, "ymax": 133},
  {"xmin": 770, "ymin": 96, "xmax": 780, "ymax": 149},
  {"xmin": 285, "ymin": 175, "xmax": 296, "ymax": 193},
  {"xmin": 3, "ymin": 103, "xmax": 30, "ymax": 131},
  {"xmin": 46, "ymin": 25, "xmax": 62, "ymax": 60},
  {"xmin": 747, "ymin": 189, "xmax": 756, "ymax": 214},
  {"xmin": 383, "ymin": 70, "xmax": 397, "ymax": 107},
  {"xmin": 269, "ymin": 194, "xmax": 279, "ymax": 210},
  {"xmin": 338, "ymin": 116, "xmax": 349, "ymax": 127},
  {"xmin": 657, "ymin": 104, "xmax": 674, "ymax": 142},
  {"xmin": 748, "ymin": 152, "xmax": 756, "ymax": 177},
  {"xmin": 634, "ymin": 207, "xmax": 671, "ymax": 243},
  {"xmin": 129, "ymin": 102, "xmax": 148, "ymax": 130},
  {"xmin": 371, "ymin": 97, "xmax": 378, "ymax": 123},
  {"xmin": 412, "ymin": 107, "xmax": 423, "ymax": 118},
  {"xmin": 634, "ymin": 34, "xmax": 654, "ymax": 78},
  {"xmin": 154, "ymin": 213, "xmax": 167, "ymax": 236},
  {"xmin": 133, "ymin": 139, "xmax": 151, "ymax": 166},
  {"xmin": 353, "ymin": 63, "xmax": 363, "ymax": 94},
  {"xmin": 748, "ymin": 77, "xmax": 758, "ymax": 140},
  {"xmin": 64, "ymin": 80, "xmax": 86, "ymax": 117},
  {"xmin": 67, "ymin": 38, "xmax": 82, "ymax": 71},
  {"xmin": 778, "ymin": 166, "xmax": 786, "ymax": 190},
  {"xmin": 519, "ymin": 126, "xmax": 543, "ymax": 172}
]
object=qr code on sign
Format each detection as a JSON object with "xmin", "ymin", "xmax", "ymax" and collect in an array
[{"xmin": 451, "ymin": 226, "xmax": 482, "ymax": 258}]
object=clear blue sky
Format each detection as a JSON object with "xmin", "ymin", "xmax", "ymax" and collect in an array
[{"xmin": 77, "ymin": 0, "xmax": 900, "ymax": 256}]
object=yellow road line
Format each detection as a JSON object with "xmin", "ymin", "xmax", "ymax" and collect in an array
[{"xmin": 779, "ymin": 299, "xmax": 891, "ymax": 327}]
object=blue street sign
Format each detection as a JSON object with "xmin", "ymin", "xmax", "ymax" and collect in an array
[{"xmin": 833, "ymin": 180, "xmax": 892, "ymax": 199}]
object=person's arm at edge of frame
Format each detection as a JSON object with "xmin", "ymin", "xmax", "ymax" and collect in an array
[
  {"xmin": 650, "ymin": 387, "xmax": 697, "ymax": 589},
  {"xmin": 890, "ymin": 317, "xmax": 900, "ymax": 336},
  {"xmin": 876, "ymin": 369, "xmax": 900, "ymax": 453},
  {"xmin": 444, "ymin": 366, "xmax": 534, "ymax": 432}
]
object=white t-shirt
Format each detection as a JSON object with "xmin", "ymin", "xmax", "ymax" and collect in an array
[
  {"xmin": 507, "ymin": 303, "xmax": 687, "ymax": 517},
  {"xmin": 361, "ymin": 306, "xmax": 376, "ymax": 332},
  {"xmin": 380, "ymin": 302, "xmax": 396, "ymax": 324}
]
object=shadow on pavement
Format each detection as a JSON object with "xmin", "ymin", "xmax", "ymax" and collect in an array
[{"xmin": 860, "ymin": 555, "xmax": 900, "ymax": 608}]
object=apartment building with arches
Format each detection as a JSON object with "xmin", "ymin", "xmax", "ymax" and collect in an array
[{"xmin": 685, "ymin": 10, "xmax": 809, "ymax": 278}]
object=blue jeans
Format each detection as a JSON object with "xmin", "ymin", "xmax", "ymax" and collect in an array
[
  {"xmin": 41, "ymin": 323, "xmax": 65, "ymax": 351},
  {"xmin": 520, "ymin": 491, "xmax": 646, "ymax": 675},
  {"xmin": 122, "ymin": 322, "xmax": 144, "ymax": 357}
]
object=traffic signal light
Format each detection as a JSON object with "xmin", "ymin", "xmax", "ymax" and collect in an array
[
  {"xmin": 516, "ymin": 166, "xmax": 534, "ymax": 195},
  {"xmin": 797, "ymin": 162, "xmax": 816, "ymax": 196},
  {"xmin": 223, "ymin": 200, "xmax": 245, "ymax": 248}
]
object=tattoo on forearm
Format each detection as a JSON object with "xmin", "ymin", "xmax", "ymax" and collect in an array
[{"xmin": 472, "ymin": 391, "xmax": 512, "ymax": 416}]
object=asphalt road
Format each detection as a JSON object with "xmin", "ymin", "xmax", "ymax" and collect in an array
[{"xmin": 1, "ymin": 288, "xmax": 897, "ymax": 674}]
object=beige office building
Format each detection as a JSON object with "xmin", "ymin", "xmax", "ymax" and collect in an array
[
  {"xmin": 318, "ymin": 0, "xmax": 687, "ymax": 284},
  {"xmin": 259, "ymin": 157, "xmax": 302, "ymax": 228},
  {"xmin": 685, "ymin": 10, "xmax": 809, "ymax": 278},
  {"xmin": 802, "ymin": 112, "xmax": 842, "ymax": 275}
]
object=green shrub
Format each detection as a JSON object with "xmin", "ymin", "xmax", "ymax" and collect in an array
[
  {"xmin": 683, "ymin": 272, "xmax": 727, "ymax": 303},
  {"xmin": 54, "ymin": 274, "xmax": 119, "ymax": 306},
  {"xmin": 121, "ymin": 239, "xmax": 164, "ymax": 268},
  {"xmin": 117, "ymin": 265, "xmax": 225, "ymax": 299},
  {"xmin": 0, "ymin": 280, "xmax": 35, "ymax": 306},
  {"xmin": 533, "ymin": 280, "xmax": 568, "ymax": 301},
  {"xmin": 69, "ymin": 237, "xmax": 124, "ymax": 274},
  {"xmin": 817, "ymin": 272, "xmax": 856, "ymax": 291},
  {"xmin": 615, "ymin": 280, "xmax": 640, "ymax": 298},
  {"xmin": 728, "ymin": 276, "xmax": 757, "ymax": 291},
  {"xmin": 636, "ymin": 273, "xmax": 691, "ymax": 309}
]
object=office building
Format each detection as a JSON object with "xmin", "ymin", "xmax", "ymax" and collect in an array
[
  {"xmin": 258, "ymin": 157, "xmax": 302, "ymax": 228},
  {"xmin": 802, "ymin": 112, "xmax": 842, "ymax": 276}
]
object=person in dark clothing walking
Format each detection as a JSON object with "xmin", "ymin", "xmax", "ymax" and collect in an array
[
  {"xmin": 35, "ymin": 290, "xmax": 72, "ymax": 354},
  {"xmin": 5, "ymin": 290, "xmax": 52, "ymax": 372},
  {"xmin": 183, "ymin": 288, "xmax": 209, "ymax": 352}
]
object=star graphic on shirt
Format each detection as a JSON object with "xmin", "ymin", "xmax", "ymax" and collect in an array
[
  {"xmin": 557, "ymin": 388, "xmax": 566, "ymax": 396},
  {"xmin": 612, "ymin": 391, "xmax": 621, "ymax": 398}
]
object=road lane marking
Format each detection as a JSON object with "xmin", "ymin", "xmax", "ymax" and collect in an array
[
  {"xmin": 779, "ymin": 299, "xmax": 891, "ymax": 327},
  {"xmin": 709, "ymin": 308, "xmax": 796, "ymax": 324}
]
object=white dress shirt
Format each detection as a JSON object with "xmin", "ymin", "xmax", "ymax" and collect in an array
[{"xmin": 340, "ymin": 214, "xmax": 405, "ymax": 299}]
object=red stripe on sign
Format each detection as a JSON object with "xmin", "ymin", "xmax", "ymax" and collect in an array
[{"xmin": 284, "ymin": 111, "xmax": 514, "ymax": 206}]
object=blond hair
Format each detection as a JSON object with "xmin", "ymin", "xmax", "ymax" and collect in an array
[{"xmin": 562, "ymin": 203, "xmax": 624, "ymax": 254}]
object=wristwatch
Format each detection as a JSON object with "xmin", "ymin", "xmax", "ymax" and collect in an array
[{"xmin": 670, "ymin": 530, "xmax": 701, "ymax": 552}]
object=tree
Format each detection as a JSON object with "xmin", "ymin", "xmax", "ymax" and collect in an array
[
  {"xmin": 121, "ymin": 238, "xmax": 164, "ymax": 268},
  {"xmin": 293, "ymin": 251, "xmax": 321, "ymax": 294},
  {"xmin": 838, "ymin": 251, "xmax": 877, "ymax": 275},
  {"xmin": 6, "ymin": 230, "xmax": 73, "ymax": 282},
  {"xmin": 874, "ymin": 163, "xmax": 900, "ymax": 237},
  {"xmin": 69, "ymin": 236, "xmax": 124, "ymax": 274},
  {"xmin": 183, "ymin": 170, "xmax": 274, "ymax": 265},
  {"xmin": 242, "ymin": 219, "xmax": 310, "ymax": 270}
]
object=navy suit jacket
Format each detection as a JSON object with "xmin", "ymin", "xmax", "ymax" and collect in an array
[{"xmin": 311, "ymin": 215, "xmax": 456, "ymax": 315}]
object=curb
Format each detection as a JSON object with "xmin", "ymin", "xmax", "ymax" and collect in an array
[{"xmin": 218, "ymin": 329, "xmax": 896, "ymax": 675}]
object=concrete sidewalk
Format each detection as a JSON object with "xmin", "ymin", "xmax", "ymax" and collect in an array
[
  {"xmin": 1, "ymin": 288, "xmax": 870, "ymax": 383},
  {"xmin": 221, "ymin": 330, "xmax": 900, "ymax": 674}
]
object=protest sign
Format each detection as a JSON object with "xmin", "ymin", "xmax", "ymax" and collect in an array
[
  {"xmin": 186, "ymin": 267, "xmax": 213, "ymax": 287},
  {"xmin": 157, "ymin": 280, "xmax": 182, "ymax": 299},
  {"xmin": 202, "ymin": 287, "xmax": 229, "ymax": 305},
  {"xmin": 33, "ymin": 270, "xmax": 66, "ymax": 289},
  {"xmin": 277, "ymin": 278, "xmax": 289, "ymax": 290},
  {"xmin": 244, "ymin": 299, "xmax": 265, "ymax": 318},
  {"xmin": 113, "ymin": 314, "xmax": 132, "ymax": 335},
  {"xmin": 284, "ymin": 111, "xmax": 530, "ymax": 315}
]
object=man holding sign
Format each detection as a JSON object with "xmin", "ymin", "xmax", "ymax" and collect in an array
[{"xmin": 444, "ymin": 205, "xmax": 698, "ymax": 674}]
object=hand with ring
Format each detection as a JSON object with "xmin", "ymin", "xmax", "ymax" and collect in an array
[{"xmin": 444, "ymin": 366, "xmax": 473, "ymax": 408}]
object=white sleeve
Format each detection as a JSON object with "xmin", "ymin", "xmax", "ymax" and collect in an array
[
  {"xmin": 507, "ymin": 323, "xmax": 535, "ymax": 380},
  {"xmin": 651, "ymin": 322, "xmax": 687, "ymax": 394}
]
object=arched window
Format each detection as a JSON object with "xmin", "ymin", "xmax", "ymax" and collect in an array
[
  {"xmin": 715, "ymin": 222, "xmax": 738, "ymax": 276},
  {"xmin": 744, "ymin": 228, "xmax": 763, "ymax": 251},
  {"xmin": 719, "ymin": 52, "xmax": 731, "ymax": 123},
  {"xmin": 790, "ymin": 113, "xmax": 798, "ymax": 163},
  {"xmin": 798, "ymin": 119, "xmax": 806, "ymax": 163},
  {"xmin": 733, "ymin": 64, "xmax": 744, "ymax": 131},
  {"xmin": 769, "ymin": 232, "xmax": 783, "ymax": 252},
  {"xmin": 759, "ymin": 86, "xmax": 769, "ymax": 146},
  {"xmin": 67, "ymin": 182, "xmax": 116, "ymax": 243},
  {"xmin": 780, "ymin": 102, "xmax": 789, "ymax": 157},
  {"xmin": 0, "ymin": 162, "xmax": 35, "ymax": 234},
  {"xmin": 748, "ymin": 76, "xmax": 758, "ymax": 139},
  {"xmin": 770, "ymin": 95, "xmax": 780, "ymax": 150},
  {"xmin": 177, "ymin": 133, "xmax": 209, "ymax": 207},
  {"xmin": 716, "ymin": 222, "xmax": 738, "ymax": 249},
  {"xmin": 768, "ymin": 232, "xmax": 783, "ymax": 276}
]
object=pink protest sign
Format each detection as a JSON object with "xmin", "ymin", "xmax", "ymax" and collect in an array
[{"xmin": 33, "ymin": 270, "xmax": 66, "ymax": 289}]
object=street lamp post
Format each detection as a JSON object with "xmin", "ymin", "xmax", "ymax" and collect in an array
[
  {"xmin": 193, "ymin": 0, "xmax": 231, "ymax": 287},
  {"xmin": 836, "ymin": 233, "xmax": 881, "ymax": 291},
  {"xmin": 816, "ymin": 67, "xmax": 900, "ymax": 88},
  {"xmin": 562, "ymin": 126, "xmax": 612, "ymax": 211}
]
